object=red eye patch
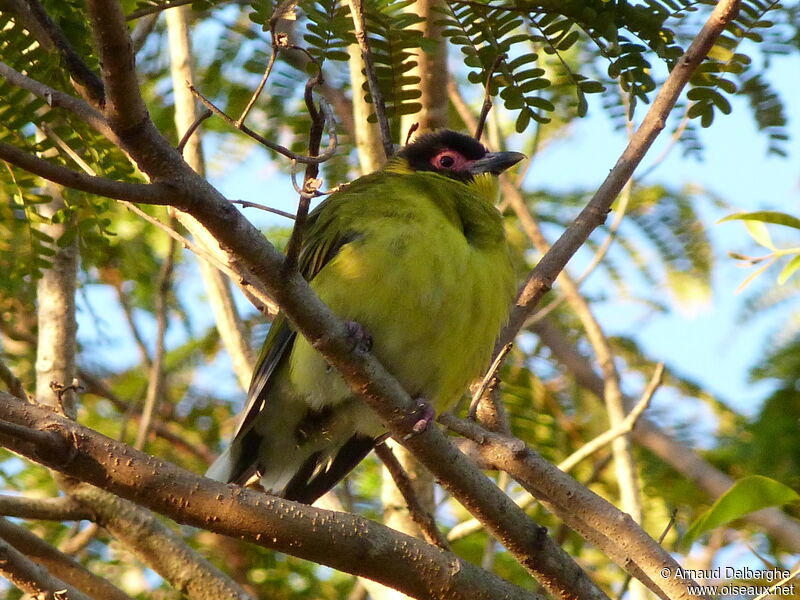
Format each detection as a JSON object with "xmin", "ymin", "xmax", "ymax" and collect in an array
[{"xmin": 431, "ymin": 150, "xmax": 472, "ymax": 171}]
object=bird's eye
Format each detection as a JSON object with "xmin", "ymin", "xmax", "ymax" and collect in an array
[{"xmin": 438, "ymin": 155, "xmax": 455, "ymax": 168}]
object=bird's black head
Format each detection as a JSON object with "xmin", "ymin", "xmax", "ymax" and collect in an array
[{"xmin": 396, "ymin": 130, "xmax": 525, "ymax": 182}]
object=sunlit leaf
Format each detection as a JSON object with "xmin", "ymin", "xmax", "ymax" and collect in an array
[
  {"xmin": 777, "ymin": 254, "xmax": 800, "ymax": 285},
  {"xmin": 684, "ymin": 476, "xmax": 799, "ymax": 548},
  {"xmin": 719, "ymin": 211, "xmax": 800, "ymax": 231}
]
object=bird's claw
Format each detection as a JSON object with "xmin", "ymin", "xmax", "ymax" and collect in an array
[
  {"xmin": 403, "ymin": 398, "xmax": 435, "ymax": 440},
  {"xmin": 345, "ymin": 321, "xmax": 373, "ymax": 353}
]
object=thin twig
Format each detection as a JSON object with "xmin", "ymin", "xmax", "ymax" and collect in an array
[
  {"xmin": 189, "ymin": 84, "xmax": 336, "ymax": 164},
  {"xmin": 120, "ymin": 202, "xmax": 277, "ymax": 315},
  {"xmin": 475, "ymin": 53, "xmax": 505, "ymax": 141},
  {"xmin": 58, "ymin": 522, "xmax": 100, "ymax": 555},
  {"xmin": 126, "ymin": 0, "xmax": 226, "ymax": 21},
  {"xmin": 177, "ymin": 108, "xmax": 212, "ymax": 154},
  {"xmin": 284, "ymin": 65, "xmax": 327, "ymax": 272},
  {"xmin": 374, "ymin": 443, "xmax": 451, "ymax": 551},
  {"xmin": 133, "ymin": 225, "xmax": 176, "ymax": 451},
  {"xmin": 0, "ymin": 62, "xmax": 110, "ymax": 137},
  {"xmin": 0, "ymin": 496, "xmax": 91, "ymax": 521},
  {"xmin": 236, "ymin": 2, "xmax": 292, "ymax": 127},
  {"xmin": 347, "ymin": 0, "xmax": 393, "ymax": 159},
  {"xmin": 229, "ymin": 199, "xmax": 295, "ymax": 219},
  {"xmin": 237, "ymin": 48, "xmax": 278, "ymax": 126},
  {"xmin": 559, "ymin": 363, "xmax": 664, "ymax": 473},
  {"xmin": 114, "ymin": 282, "xmax": 153, "ymax": 369},
  {"xmin": 468, "ymin": 342, "xmax": 512, "ymax": 419}
]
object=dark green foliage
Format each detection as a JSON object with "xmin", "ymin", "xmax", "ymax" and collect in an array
[
  {"xmin": 361, "ymin": 1, "xmax": 424, "ymax": 125},
  {"xmin": 440, "ymin": 2, "xmax": 556, "ymax": 130},
  {"xmin": 302, "ymin": 0, "xmax": 354, "ymax": 64}
]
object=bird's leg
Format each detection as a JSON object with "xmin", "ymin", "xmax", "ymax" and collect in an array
[
  {"xmin": 403, "ymin": 397, "xmax": 435, "ymax": 440},
  {"xmin": 345, "ymin": 320, "xmax": 373, "ymax": 352}
]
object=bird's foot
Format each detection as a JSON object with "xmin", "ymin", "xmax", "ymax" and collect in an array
[
  {"xmin": 345, "ymin": 320, "xmax": 373, "ymax": 353},
  {"xmin": 403, "ymin": 398, "xmax": 435, "ymax": 440}
]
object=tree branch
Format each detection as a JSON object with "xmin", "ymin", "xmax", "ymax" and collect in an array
[
  {"xmin": 498, "ymin": 0, "xmax": 741, "ymax": 345},
  {"xmin": 440, "ymin": 414, "xmax": 706, "ymax": 600},
  {"xmin": 0, "ymin": 391, "xmax": 540, "ymax": 600},
  {"xmin": 0, "ymin": 517, "xmax": 132, "ymax": 600},
  {"xmin": 0, "ymin": 357, "xmax": 25, "ymax": 400},
  {"xmin": 374, "ymin": 442, "xmax": 450, "ymax": 551},
  {"xmin": 347, "ymin": 0, "xmax": 394, "ymax": 158},
  {"xmin": 62, "ymin": 481, "xmax": 254, "ymax": 600},
  {"xmin": 504, "ymin": 173, "xmax": 644, "ymax": 537},
  {"xmin": 0, "ymin": 534, "xmax": 94, "ymax": 600},
  {"xmin": 13, "ymin": 0, "xmax": 105, "ymax": 105},
  {"xmin": 0, "ymin": 61, "xmax": 110, "ymax": 137},
  {"xmin": 0, "ymin": 495, "xmax": 91, "ymax": 521},
  {"xmin": 85, "ymin": 0, "xmax": 148, "ymax": 131},
  {"xmin": 0, "ymin": 141, "xmax": 176, "ymax": 203},
  {"xmin": 133, "ymin": 231, "xmax": 175, "ymax": 451},
  {"xmin": 446, "ymin": 363, "xmax": 663, "ymax": 543},
  {"xmin": 532, "ymin": 318, "xmax": 800, "ymax": 554}
]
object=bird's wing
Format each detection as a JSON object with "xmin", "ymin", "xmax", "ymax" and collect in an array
[{"xmin": 225, "ymin": 196, "xmax": 361, "ymax": 443}]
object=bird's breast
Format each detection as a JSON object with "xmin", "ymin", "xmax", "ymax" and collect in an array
[{"xmin": 288, "ymin": 194, "xmax": 515, "ymax": 424}]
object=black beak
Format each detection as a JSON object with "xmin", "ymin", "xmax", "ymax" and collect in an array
[{"xmin": 468, "ymin": 151, "xmax": 526, "ymax": 176}]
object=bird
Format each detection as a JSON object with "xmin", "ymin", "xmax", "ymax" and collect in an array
[{"xmin": 206, "ymin": 129, "xmax": 523, "ymax": 504}]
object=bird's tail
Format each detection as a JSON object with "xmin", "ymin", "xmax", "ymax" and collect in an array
[{"xmin": 205, "ymin": 425, "xmax": 379, "ymax": 505}]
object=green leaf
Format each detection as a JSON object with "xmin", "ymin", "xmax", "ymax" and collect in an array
[
  {"xmin": 777, "ymin": 254, "xmax": 800, "ymax": 285},
  {"xmin": 718, "ymin": 211, "xmax": 800, "ymax": 231},
  {"xmin": 744, "ymin": 219, "xmax": 776, "ymax": 250},
  {"xmin": 683, "ymin": 475, "xmax": 800, "ymax": 548}
]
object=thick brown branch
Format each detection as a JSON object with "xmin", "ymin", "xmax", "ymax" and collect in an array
[
  {"xmin": 0, "ymin": 392, "xmax": 539, "ymax": 600},
  {"xmin": 85, "ymin": 0, "xmax": 148, "ymax": 131},
  {"xmin": 0, "ymin": 517, "xmax": 132, "ymax": 600},
  {"xmin": 62, "ymin": 482, "xmax": 254, "ymax": 600},
  {"xmin": 0, "ymin": 534, "xmax": 93, "ymax": 600}
]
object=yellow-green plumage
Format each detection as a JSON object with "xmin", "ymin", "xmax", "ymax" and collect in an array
[{"xmin": 206, "ymin": 130, "xmax": 521, "ymax": 503}]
